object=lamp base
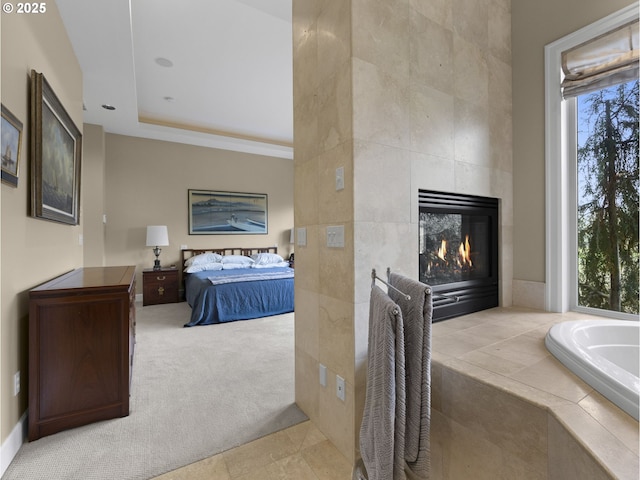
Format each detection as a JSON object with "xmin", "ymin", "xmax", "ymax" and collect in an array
[{"xmin": 153, "ymin": 246, "xmax": 162, "ymax": 270}]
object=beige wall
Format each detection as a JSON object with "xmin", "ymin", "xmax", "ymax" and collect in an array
[
  {"xmin": 293, "ymin": 0, "xmax": 513, "ymax": 463},
  {"xmin": 103, "ymin": 133, "xmax": 294, "ymax": 291},
  {"xmin": 82, "ymin": 124, "xmax": 107, "ymax": 267},
  {"xmin": 511, "ymin": 0, "xmax": 634, "ymax": 286},
  {"xmin": 1, "ymin": 3, "xmax": 83, "ymax": 444}
]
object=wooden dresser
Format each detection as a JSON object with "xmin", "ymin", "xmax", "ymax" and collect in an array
[{"xmin": 28, "ymin": 266, "xmax": 136, "ymax": 441}]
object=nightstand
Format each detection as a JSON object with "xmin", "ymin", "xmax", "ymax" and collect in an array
[{"xmin": 143, "ymin": 267, "xmax": 179, "ymax": 306}]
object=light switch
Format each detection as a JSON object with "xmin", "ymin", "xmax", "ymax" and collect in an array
[
  {"xmin": 326, "ymin": 225, "xmax": 344, "ymax": 248},
  {"xmin": 336, "ymin": 166, "xmax": 344, "ymax": 191},
  {"xmin": 296, "ymin": 227, "xmax": 307, "ymax": 246}
]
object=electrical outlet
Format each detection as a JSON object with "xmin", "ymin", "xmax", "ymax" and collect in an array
[
  {"xmin": 13, "ymin": 371, "xmax": 20, "ymax": 396},
  {"xmin": 336, "ymin": 375, "xmax": 345, "ymax": 401},
  {"xmin": 319, "ymin": 364, "xmax": 327, "ymax": 387}
]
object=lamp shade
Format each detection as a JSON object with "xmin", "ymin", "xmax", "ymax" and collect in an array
[{"xmin": 146, "ymin": 225, "xmax": 169, "ymax": 246}]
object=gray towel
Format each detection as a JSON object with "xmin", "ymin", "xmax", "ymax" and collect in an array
[
  {"xmin": 389, "ymin": 273, "xmax": 432, "ymax": 479},
  {"xmin": 359, "ymin": 285, "xmax": 407, "ymax": 480}
]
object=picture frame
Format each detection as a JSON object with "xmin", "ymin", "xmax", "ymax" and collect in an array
[
  {"xmin": 188, "ymin": 189, "xmax": 268, "ymax": 235},
  {"xmin": 1, "ymin": 104, "xmax": 23, "ymax": 187},
  {"xmin": 30, "ymin": 70, "xmax": 82, "ymax": 225}
]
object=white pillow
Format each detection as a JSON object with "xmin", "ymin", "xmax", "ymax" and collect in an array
[
  {"xmin": 252, "ymin": 261, "xmax": 290, "ymax": 268},
  {"xmin": 184, "ymin": 262, "xmax": 223, "ymax": 273},
  {"xmin": 251, "ymin": 253, "xmax": 284, "ymax": 266},
  {"xmin": 221, "ymin": 255, "xmax": 254, "ymax": 265},
  {"xmin": 222, "ymin": 263, "xmax": 253, "ymax": 270},
  {"xmin": 185, "ymin": 252, "xmax": 223, "ymax": 267}
]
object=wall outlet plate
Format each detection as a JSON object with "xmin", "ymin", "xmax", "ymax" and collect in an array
[{"xmin": 336, "ymin": 375, "xmax": 345, "ymax": 401}]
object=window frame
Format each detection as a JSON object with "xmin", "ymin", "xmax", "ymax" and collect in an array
[{"xmin": 544, "ymin": 4, "xmax": 638, "ymax": 319}]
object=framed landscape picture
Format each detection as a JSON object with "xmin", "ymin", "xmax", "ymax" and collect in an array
[
  {"xmin": 1, "ymin": 104, "xmax": 23, "ymax": 187},
  {"xmin": 30, "ymin": 70, "xmax": 82, "ymax": 225},
  {"xmin": 188, "ymin": 189, "xmax": 268, "ymax": 235}
]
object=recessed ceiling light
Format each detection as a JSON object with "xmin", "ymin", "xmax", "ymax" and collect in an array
[
  {"xmin": 102, "ymin": 104, "xmax": 116, "ymax": 111},
  {"xmin": 155, "ymin": 57, "xmax": 173, "ymax": 68}
]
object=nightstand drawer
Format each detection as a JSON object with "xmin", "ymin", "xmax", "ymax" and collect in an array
[{"xmin": 143, "ymin": 268, "xmax": 179, "ymax": 306}]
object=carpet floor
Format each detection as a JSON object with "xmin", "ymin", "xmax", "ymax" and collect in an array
[{"xmin": 3, "ymin": 302, "xmax": 306, "ymax": 480}]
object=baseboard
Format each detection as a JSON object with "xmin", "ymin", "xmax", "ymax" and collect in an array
[
  {"xmin": 1, "ymin": 411, "xmax": 27, "ymax": 476},
  {"xmin": 512, "ymin": 279, "xmax": 546, "ymax": 310}
]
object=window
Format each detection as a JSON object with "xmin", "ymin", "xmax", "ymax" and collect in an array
[
  {"xmin": 577, "ymin": 82, "xmax": 639, "ymax": 315},
  {"xmin": 545, "ymin": 5, "xmax": 639, "ymax": 319}
]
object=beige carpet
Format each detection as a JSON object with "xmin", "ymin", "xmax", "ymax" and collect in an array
[{"xmin": 2, "ymin": 302, "xmax": 306, "ymax": 480}]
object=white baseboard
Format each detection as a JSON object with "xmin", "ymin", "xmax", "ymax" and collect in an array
[
  {"xmin": 1, "ymin": 411, "xmax": 27, "ymax": 476},
  {"xmin": 512, "ymin": 279, "xmax": 546, "ymax": 310}
]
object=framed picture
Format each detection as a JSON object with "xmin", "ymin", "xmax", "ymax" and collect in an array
[
  {"xmin": 30, "ymin": 70, "xmax": 82, "ymax": 225},
  {"xmin": 1, "ymin": 104, "xmax": 23, "ymax": 187},
  {"xmin": 188, "ymin": 189, "xmax": 268, "ymax": 235}
]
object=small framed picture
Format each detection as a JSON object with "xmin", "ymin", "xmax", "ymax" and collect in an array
[{"xmin": 1, "ymin": 104, "xmax": 23, "ymax": 187}]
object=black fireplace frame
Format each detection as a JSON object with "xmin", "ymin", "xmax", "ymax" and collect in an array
[{"xmin": 419, "ymin": 190, "xmax": 499, "ymax": 322}]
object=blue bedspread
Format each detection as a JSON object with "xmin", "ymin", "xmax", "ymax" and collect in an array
[{"xmin": 184, "ymin": 267, "xmax": 294, "ymax": 326}]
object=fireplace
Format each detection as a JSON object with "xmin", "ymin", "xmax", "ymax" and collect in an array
[{"xmin": 419, "ymin": 190, "xmax": 499, "ymax": 322}]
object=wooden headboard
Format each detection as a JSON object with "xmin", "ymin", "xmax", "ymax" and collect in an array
[
  {"xmin": 180, "ymin": 246, "xmax": 278, "ymax": 297},
  {"xmin": 180, "ymin": 246, "xmax": 278, "ymax": 268}
]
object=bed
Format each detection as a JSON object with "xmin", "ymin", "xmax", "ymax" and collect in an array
[{"xmin": 181, "ymin": 247, "xmax": 294, "ymax": 326}]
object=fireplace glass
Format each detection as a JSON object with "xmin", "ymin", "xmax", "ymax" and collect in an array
[{"xmin": 419, "ymin": 190, "xmax": 499, "ymax": 321}]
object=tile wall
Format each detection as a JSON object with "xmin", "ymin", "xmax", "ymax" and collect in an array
[{"xmin": 293, "ymin": 0, "xmax": 513, "ymax": 463}]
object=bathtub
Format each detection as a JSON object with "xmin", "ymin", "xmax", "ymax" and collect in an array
[{"xmin": 545, "ymin": 319, "xmax": 640, "ymax": 421}]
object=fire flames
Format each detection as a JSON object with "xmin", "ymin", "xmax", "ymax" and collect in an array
[{"xmin": 427, "ymin": 235, "xmax": 473, "ymax": 278}]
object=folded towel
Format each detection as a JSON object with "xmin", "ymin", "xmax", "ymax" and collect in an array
[
  {"xmin": 360, "ymin": 285, "xmax": 406, "ymax": 480},
  {"xmin": 388, "ymin": 273, "xmax": 433, "ymax": 479}
]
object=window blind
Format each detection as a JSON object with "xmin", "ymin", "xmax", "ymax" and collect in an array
[{"xmin": 561, "ymin": 19, "xmax": 639, "ymax": 98}]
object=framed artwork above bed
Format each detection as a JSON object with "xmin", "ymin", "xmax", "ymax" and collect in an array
[{"xmin": 188, "ymin": 189, "xmax": 268, "ymax": 235}]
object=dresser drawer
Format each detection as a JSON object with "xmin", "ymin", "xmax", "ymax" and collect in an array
[{"xmin": 143, "ymin": 268, "xmax": 179, "ymax": 306}]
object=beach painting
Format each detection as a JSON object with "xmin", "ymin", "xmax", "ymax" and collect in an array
[{"xmin": 188, "ymin": 189, "xmax": 268, "ymax": 235}]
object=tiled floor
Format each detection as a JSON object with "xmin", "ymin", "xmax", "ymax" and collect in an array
[{"xmin": 151, "ymin": 420, "xmax": 353, "ymax": 480}]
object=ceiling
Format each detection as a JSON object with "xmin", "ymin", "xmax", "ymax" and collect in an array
[{"xmin": 56, "ymin": 0, "xmax": 293, "ymax": 159}]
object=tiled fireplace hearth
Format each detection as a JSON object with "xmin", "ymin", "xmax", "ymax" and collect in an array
[{"xmin": 419, "ymin": 190, "xmax": 499, "ymax": 322}]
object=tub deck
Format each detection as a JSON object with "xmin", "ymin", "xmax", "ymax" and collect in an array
[{"xmin": 431, "ymin": 307, "xmax": 639, "ymax": 479}]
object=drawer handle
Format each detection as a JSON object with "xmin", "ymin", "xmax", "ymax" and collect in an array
[
  {"xmin": 157, "ymin": 287, "xmax": 165, "ymax": 296},
  {"xmin": 156, "ymin": 276, "xmax": 166, "ymax": 281}
]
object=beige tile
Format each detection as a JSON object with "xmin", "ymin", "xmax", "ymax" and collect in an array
[
  {"xmin": 452, "ymin": 0, "xmax": 489, "ymax": 49},
  {"xmin": 578, "ymin": 391, "xmax": 640, "ymax": 456},
  {"xmin": 460, "ymin": 348, "xmax": 528, "ymax": 376},
  {"xmin": 352, "ymin": 57, "xmax": 411, "ymax": 150},
  {"xmin": 454, "ymin": 98, "xmax": 490, "ymax": 167},
  {"xmin": 510, "ymin": 356, "xmax": 593, "ymax": 403},
  {"xmin": 352, "ymin": 0, "xmax": 410, "ymax": 79},
  {"xmin": 479, "ymin": 332, "xmax": 550, "ymax": 367},
  {"xmin": 488, "ymin": 0, "xmax": 511, "ymax": 65},
  {"xmin": 551, "ymin": 404, "xmax": 640, "ymax": 480},
  {"xmin": 152, "ymin": 454, "xmax": 230, "ymax": 480},
  {"xmin": 548, "ymin": 414, "xmax": 612, "ymax": 480},
  {"xmin": 353, "ymin": 141, "xmax": 411, "ymax": 224},
  {"xmin": 264, "ymin": 453, "xmax": 319, "ymax": 480},
  {"xmin": 294, "ymin": 348, "xmax": 319, "ymax": 420},
  {"xmin": 222, "ymin": 430, "xmax": 299, "ymax": 478},
  {"xmin": 441, "ymin": 367, "xmax": 548, "ymax": 472},
  {"xmin": 317, "ymin": 294, "xmax": 354, "ymax": 380},
  {"xmin": 317, "ymin": 141, "xmax": 353, "ymax": 224},
  {"xmin": 317, "ymin": 67, "xmax": 353, "ymax": 155},
  {"xmin": 302, "ymin": 439, "xmax": 353, "ymax": 480},
  {"xmin": 285, "ymin": 420, "xmax": 328, "ymax": 451},
  {"xmin": 409, "ymin": 82, "xmax": 455, "ymax": 157},
  {"xmin": 317, "ymin": 0, "xmax": 351, "ymax": 83},
  {"xmin": 409, "ymin": 11, "xmax": 454, "ymax": 95},
  {"xmin": 453, "ymin": 35, "xmax": 489, "ymax": 109},
  {"xmin": 410, "ymin": 0, "xmax": 453, "ymax": 30}
]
